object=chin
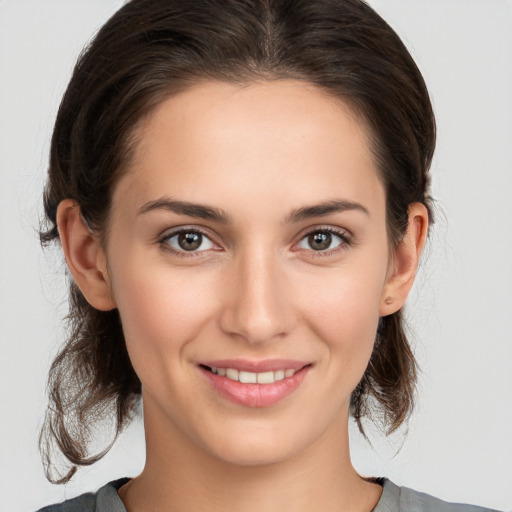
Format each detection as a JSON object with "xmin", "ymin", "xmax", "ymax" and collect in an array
[
  {"xmin": 196, "ymin": 418, "xmax": 321, "ymax": 469},
  {"xmin": 209, "ymin": 441, "xmax": 295, "ymax": 468}
]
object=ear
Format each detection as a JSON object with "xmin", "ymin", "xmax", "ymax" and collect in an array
[
  {"xmin": 56, "ymin": 199, "xmax": 117, "ymax": 311},
  {"xmin": 379, "ymin": 202, "xmax": 429, "ymax": 316}
]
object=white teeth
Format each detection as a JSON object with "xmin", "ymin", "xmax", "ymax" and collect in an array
[
  {"xmin": 257, "ymin": 371, "xmax": 275, "ymax": 384},
  {"xmin": 274, "ymin": 370, "xmax": 285, "ymax": 381},
  {"xmin": 239, "ymin": 371, "xmax": 257, "ymax": 384},
  {"xmin": 226, "ymin": 368, "xmax": 239, "ymax": 381},
  {"xmin": 209, "ymin": 366, "xmax": 299, "ymax": 384}
]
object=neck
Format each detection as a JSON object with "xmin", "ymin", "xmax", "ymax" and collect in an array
[{"xmin": 119, "ymin": 397, "xmax": 382, "ymax": 512}]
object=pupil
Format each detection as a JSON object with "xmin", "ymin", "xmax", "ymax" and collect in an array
[
  {"xmin": 178, "ymin": 232, "xmax": 202, "ymax": 251},
  {"xmin": 309, "ymin": 232, "xmax": 331, "ymax": 251}
]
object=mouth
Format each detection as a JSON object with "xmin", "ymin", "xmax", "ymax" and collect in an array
[
  {"xmin": 198, "ymin": 360, "xmax": 312, "ymax": 408},
  {"xmin": 200, "ymin": 364, "xmax": 305, "ymax": 384}
]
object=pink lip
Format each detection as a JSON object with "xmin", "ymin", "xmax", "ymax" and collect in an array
[{"xmin": 199, "ymin": 360, "xmax": 312, "ymax": 408}]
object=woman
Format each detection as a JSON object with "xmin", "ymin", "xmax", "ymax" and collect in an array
[{"xmin": 35, "ymin": 0, "xmax": 501, "ymax": 511}]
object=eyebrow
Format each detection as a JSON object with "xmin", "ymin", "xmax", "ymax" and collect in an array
[
  {"xmin": 139, "ymin": 198, "xmax": 231, "ymax": 223},
  {"xmin": 138, "ymin": 197, "xmax": 369, "ymax": 223},
  {"xmin": 285, "ymin": 199, "xmax": 370, "ymax": 223}
]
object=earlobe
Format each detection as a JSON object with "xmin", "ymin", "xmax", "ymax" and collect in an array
[
  {"xmin": 57, "ymin": 199, "xmax": 117, "ymax": 311},
  {"xmin": 379, "ymin": 202, "xmax": 429, "ymax": 316}
]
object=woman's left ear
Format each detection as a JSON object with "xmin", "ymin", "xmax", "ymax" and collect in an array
[{"xmin": 379, "ymin": 202, "xmax": 429, "ymax": 316}]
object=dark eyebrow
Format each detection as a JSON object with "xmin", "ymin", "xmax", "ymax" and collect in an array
[
  {"xmin": 138, "ymin": 198, "xmax": 231, "ymax": 223},
  {"xmin": 285, "ymin": 199, "xmax": 369, "ymax": 223},
  {"xmin": 139, "ymin": 197, "xmax": 368, "ymax": 224}
]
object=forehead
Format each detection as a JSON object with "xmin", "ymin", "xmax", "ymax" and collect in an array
[{"xmin": 114, "ymin": 79, "xmax": 384, "ymax": 218}]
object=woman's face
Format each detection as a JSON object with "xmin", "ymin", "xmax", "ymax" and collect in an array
[{"xmin": 105, "ymin": 80, "xmax": 393, "ymax": 466}]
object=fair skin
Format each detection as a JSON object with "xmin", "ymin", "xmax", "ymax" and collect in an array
[{"xmin": 57, "ymin": 80, "xmax": 428, "ymax": 512}]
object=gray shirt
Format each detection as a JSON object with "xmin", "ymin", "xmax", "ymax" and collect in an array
[{"xmin": 37, "ymin": 478, "xmax": 502, "ymax": 512}]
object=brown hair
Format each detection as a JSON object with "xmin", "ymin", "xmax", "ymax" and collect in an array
[{"xmin": 40, "ymin": 0, "xmax": 435, "ymax": 483}]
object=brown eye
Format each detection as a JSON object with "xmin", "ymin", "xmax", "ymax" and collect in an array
[
  {"xmin": 297, "ymin": 229, "xmax": 349, "ymax": 254},
  {"xmin": 178, "ymin": 231, "xmax": 202, "ymax": 251},
  {"xmin": 308, "ymin": 232, "xmax": 332, "ymax": 251},
  {"xmin": 162, "ymin": 229, "xmax": 216, "ymax": 254}
]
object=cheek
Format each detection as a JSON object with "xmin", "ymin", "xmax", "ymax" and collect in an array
[
  {"xmin": 297, "ymin": 262, "xmax": 386, "ymax": 379},
  {"xmin": 109, "ymin": 259, "xmax": 217, "ymax": 375}
]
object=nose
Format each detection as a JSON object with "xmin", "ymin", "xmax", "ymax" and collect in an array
[{"xmin": 218, "ymin": 248, "xmax": 294, "ymax": 344}]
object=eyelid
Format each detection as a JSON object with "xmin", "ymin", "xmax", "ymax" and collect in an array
[{"xmin": 158, "ymin": 224, "xmax": 217, "ymax": 242}]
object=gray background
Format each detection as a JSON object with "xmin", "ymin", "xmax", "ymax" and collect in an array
[{"xmin": 1, "ymin": 1, "xmax": 511, "ymax": 511}]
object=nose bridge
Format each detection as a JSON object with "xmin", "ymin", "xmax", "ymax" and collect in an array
[{"xmin": 219, "ymin": 242, "xmax": 292, "ymax": 344}]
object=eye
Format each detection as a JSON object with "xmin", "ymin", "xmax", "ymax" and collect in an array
[
  {"xmin": 160, "ymin": 229, "xmax": 217, "ymax": 255},
  {"xmin": 296, "ymin": 228, "xmax": 350, "ymax": 253}
]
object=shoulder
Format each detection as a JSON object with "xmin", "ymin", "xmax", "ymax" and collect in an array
[
  {"xmin": 36, "ymin": 492, "xmax": 96, "ymax": 512},
  {"xmin": 377, "ymin": 479, "xmax": 503, "ymax": 512},
  {"xmin": 35, "ymin": 478, "xmax": 129, "ymax": 512}
]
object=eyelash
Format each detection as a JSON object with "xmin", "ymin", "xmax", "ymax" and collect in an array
[{"xmin": 158, "ymin": 226, "xmax": 352, "ymax": 258}]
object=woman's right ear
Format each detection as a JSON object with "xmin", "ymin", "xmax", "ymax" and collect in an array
[{"xmin": 56, "ymin": 199, "xmax": 117, "ymax": 311}]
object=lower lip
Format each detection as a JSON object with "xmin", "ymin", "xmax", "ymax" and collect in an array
[{"xmin": 200, "ymin": 366, "xmax": 311, "ymax": 408}]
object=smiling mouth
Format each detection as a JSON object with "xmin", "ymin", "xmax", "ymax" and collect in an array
[
  {"xmin": 199, "ymin": 360, "xmax": 312, "ymax": 407},
  {"xmin": 200, "ymin": 365, "xmax": 308, "ymax": 384}
]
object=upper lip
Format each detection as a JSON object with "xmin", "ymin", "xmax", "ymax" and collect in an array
[{"xmin": 200, "ymin": 359, "xmax": 311, "ymax": 373}]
